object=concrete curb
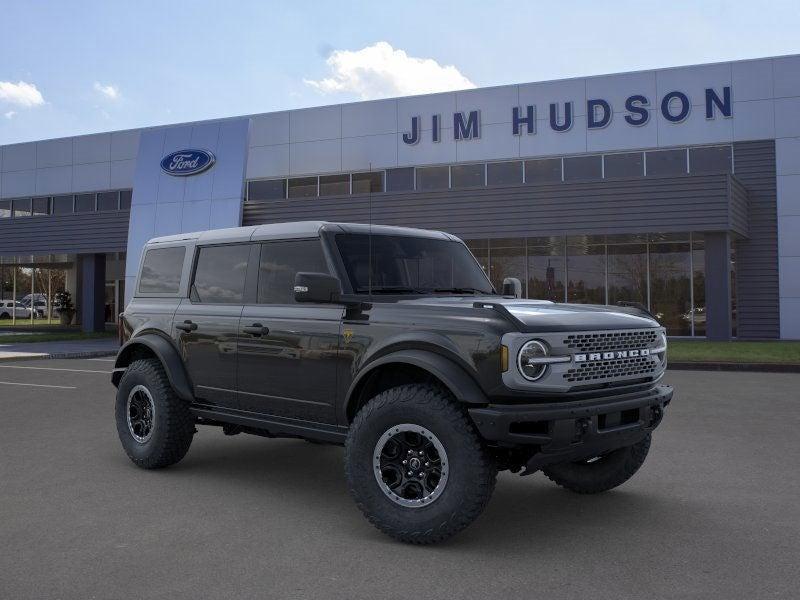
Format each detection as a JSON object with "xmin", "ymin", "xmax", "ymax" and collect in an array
[
  {"xmin": 669, "ymin": 361, "xmax": 800, "ymax": 373},
  {"xmin": 0, "ymin": 350, "xmax": 117, "ymax": 363}
]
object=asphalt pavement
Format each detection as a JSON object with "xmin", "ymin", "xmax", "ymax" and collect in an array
[{"xmin": 1, "ymin": 359, "xmax": 798, "ymax": 599}]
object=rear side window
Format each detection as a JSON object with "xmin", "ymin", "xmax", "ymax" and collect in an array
[
  {"xmin": 192, "ymin": 244, "xmax": 251, "ymax": 304},
  {"xmin": 258, "ymin": 239, "xmax": 328, "ymax": 304},
  {"xmin": 138, "ymin": 247, "xmax": 186, "ymax": 294}
]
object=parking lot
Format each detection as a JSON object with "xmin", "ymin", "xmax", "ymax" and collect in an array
[{"xmin": 1, "ymin": 358, "xmax": 798, "ymax": 599}]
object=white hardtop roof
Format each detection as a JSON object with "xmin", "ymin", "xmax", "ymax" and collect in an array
[{"xmin": 146, "ymin": 221, "xmax": 457, "ymax": 246}]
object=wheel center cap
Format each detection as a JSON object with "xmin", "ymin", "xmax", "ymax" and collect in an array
[{"xmin": 409, "ymin": 457, "xmax": 421, "ymax": 470}]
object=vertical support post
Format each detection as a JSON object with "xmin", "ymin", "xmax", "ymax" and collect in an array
[
  {"xmin": 704, "ymin": 232, "xmax": 733, "ymax": 341},
  {"xmin": 31, "ymin": 265, "xmax": 35, "ymax": 326},
  {"xmin": 80, "ymin": 254, "xmax": 106, "ymax": 333},
  {"xmin": 48, "ymin": 268, "xmax": 52, "ymax": 323},
  {"xmin": 12, "ymin": 266, "xmax": 16, "ymax": 326}
]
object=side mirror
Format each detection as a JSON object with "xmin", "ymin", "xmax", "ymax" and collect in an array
[
  {"xmin": 502, "ymin": 277, "xmax": 522, "ymax": 298},
  {"xmin": 294, "ymin": 272, "xmax": 343, "ymax": 303}
]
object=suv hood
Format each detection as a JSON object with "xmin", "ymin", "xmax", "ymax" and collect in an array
[{"xmin": 399, "ymin": 296, "xmax": 659, "ymax": 332}]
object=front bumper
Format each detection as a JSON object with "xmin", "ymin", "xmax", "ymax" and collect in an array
[{"xmin": 469, "ymin": 384, "xmax": 672, "ymax": 473}]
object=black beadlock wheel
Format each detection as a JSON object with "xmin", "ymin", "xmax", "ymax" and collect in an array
[
  {"xmin": 115, "ymin": 358, "xmax": 195, "ymax": 469},
  {"xmin": 345, "ymin": 384, "xmax": 497, "ymax": 545},
  {"xmin": 542, "ymin": 434, "xmax": 652, "ymax": 494}
]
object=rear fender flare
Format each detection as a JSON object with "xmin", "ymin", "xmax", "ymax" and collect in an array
[{"xmin": 113, "ymin": 334, "xmax": 194, "ymax": 401}]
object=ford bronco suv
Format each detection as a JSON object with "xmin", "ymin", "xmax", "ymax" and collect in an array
[{"xmin": 113, "ymin": 221, "xmax": 672, "ymax": 544}]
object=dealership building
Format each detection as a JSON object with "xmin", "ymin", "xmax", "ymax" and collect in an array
[{"xmin": 1, "ymin": 54, "xmax": 799, "ymax": 340}]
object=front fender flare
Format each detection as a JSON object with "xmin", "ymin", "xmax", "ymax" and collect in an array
[
  {"xmin": 112, "ymin": 334, "xmax": 194, "ymax": 401},
  {"xmin": 344, "ymin": 349, "xmax": 488, "ymax": 421}
]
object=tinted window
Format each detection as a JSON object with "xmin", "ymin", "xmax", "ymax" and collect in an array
[
  {"xmin": 74, "ymin": 194, "xmax": 96, "ymax": 212},
  {"xmin": 13, "ymin": 198, "xmax": 32, "ymax": 217},
  {"xmin": 690, "ymin": 146, "xmax": 732, "ymax": 173},
  {"xmin": 97, "ymin": 192, "xmax": 119, "ymax": 211},
  {"xmin": 604, "ymin": 152, "xmax": 644, "ymax": 178},
  {"xmin": 352, "ymin": 171, "xmax": 384, "ymax": 194},
  {"xmin": 258, "ymin": 240, "xmax": 328, "ymax": 304},
  {"xmin": 563, "ymin": 155, "xmax": 602, "ymax": 181},
  {"xmin": 335, "ymin": 233, "xmax": 494, "ymax": 295},
  {"xmin": 32, "ymin": 197, "xmax": 50, "ymax": 215},
  {"xmin": 249, "ymin": 179, "xmax": 286, "ymax": 201},
  {"xmin": 451, "ymin": 163, "xmax": 485, "ymax": 188},
  {"xmin": 416, "ymin": 166, "xmax": 449, "ymax": 191},
  {"xmin": 487, "ymin": 161, "xmax": 523, "ymax": 185},
  {"xmin": 52, "ymin": 195, "xmax": 74, "ymax": 214},
  {"xmin": 288, "ymin": 177, "xmax": 317, "ymax": 198},
  {"xmin": 319, "ymin": 174, "xmax": 350, "ymax": 196},
  {"xmin": 0, "ymin": 200, "xmax": 10, "ymax": 218},
  {"xmin": 138, "ymin": 246, "xmax": 186, "ymax": 294},
  {"xmin": 192, "ymin": 244, "xmax": 250, "ymax": 304},
  {"xmin": 646, "ymin": 149, "xmax": 687, "ymax": 176},
  {"xmin": 525, "ymin": 158, "xmax": 562, "ymax": 183},
  {"xmin": 386, "ymin": 167, "xmax": 415, "ymax": 192},
  {"xmin": 120, "ymin": 190, "xmax": 132, "ymax": 210}
]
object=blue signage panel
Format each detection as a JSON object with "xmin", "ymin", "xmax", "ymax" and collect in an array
[{"xmin": 160, "ymin": 149, "xmax": 216, "ymax": 176}]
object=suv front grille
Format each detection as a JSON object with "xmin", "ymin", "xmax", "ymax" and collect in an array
[
  {"xmin": 563, "ymin": 356, "xmax": 658, "ymax": 383},
  {"xmin": 563, "ymin": 329, "xmax": 659, "ymax": 353}
]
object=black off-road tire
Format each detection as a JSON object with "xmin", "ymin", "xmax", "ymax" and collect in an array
[
  {"xmin": 115, "ymin": 358, "xmax": 195, "ymax": 469},
  {"xmin": 542, "ymin": 434, "xmax": 652, "ymax": 494},
  {"xmin": 345, "ymin": 384, "xmax": 497, "ymax": 545}
]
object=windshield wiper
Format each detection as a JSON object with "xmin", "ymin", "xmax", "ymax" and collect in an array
[
  {"xmin": 355, "ymin": 286, "xmax": 427, "ymax": 294},
  {"xmin": 433, "ymin": 287, "xmax": 489, "ymax": 295}
]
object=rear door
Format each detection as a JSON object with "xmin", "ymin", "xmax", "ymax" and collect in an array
[
  {"xmin": 173, "ymin": 243, "xmax": 252, "ymax": 409},
  {"xmin": 236, "ymin": 238, "xmax": 343, "ymax": 424}
]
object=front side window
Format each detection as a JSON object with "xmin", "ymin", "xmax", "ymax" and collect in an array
[
  {"xmin": 138, "ymin": 246, "xmax": 186, "ymax": 294},
  {"xmin": 258, "ymin": 239, "xmax": 328, "ymax": 304},
  {"xmin": 335, "ymin": 233, "xmax": 494, "ymax": 295},
  {"xmin": 192, "ymin": 244, "xmax": 250, "ymax": 304}
]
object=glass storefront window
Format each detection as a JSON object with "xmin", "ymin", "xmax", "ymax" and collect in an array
[
  {"xmin": 646, "ymin": 149, "xmax": 687, "ymax": 177},
  {"xmin": 352, "ymin": 172, "xmax": 384, "ymax": 194},
  {"xmin": 386, "ymin": 167, "xmax": 415, "ymax": 192},
  {"xmin": 567, "ymin": 241, "xmax": 606, "ymax": 304},
  {"xmin": 249, "ymin": 179, "xmax": 286, "ymax": 201},
  {"xmin": 74, "ymin": 194, "xmax": 96, "ymax": 212},
  {"xmin": 604, "ymin": 152, "xmax": 644, "ymax": 178},
  {"xmin": 13, "ymin": 198, "xmax": 32, "ymax": 218},
  {"xmin": 487, "ymin": 161, "xmax": 523, "ymax": 186},
  {"xmin": 0, "ymin": 200, "xmax": 10, "ymax": 218},
  {"xmin": 525, "ymin": 158, "xmax": 562, "ymax": 184},
  {"xmin": 97, "ymin": 192, "xmax": 119, "ymax": 211},
  {"xmin": 465, "ymin": 239, "xmax": 489, "ymax": 279},
  {"xmin": 563, "ymin": 155, "xmax": 602, "ymax": 181},
  {"xmin": 120, "ymin": 190, "xmax": 133, "ymax": 210},
  {"xmin": 488, "ymin": 239, "xmax": 526, "ymax": 293},
  {"xmin": 528, "ymin": 238, "xmax": 566, "ymax": 302},
  {"xmin": 319, "ymin": 174, "xmax": 350, "ymax": 196},
  {"xmin": 32, "ymin": 197, "xmax": 50, "ymax": 215},
  {"xmin": 416, "ymin": 166, "xmax": 449, "ymax": 191},
  {"xmin": 607, "ymin": 243, "xmax": 648, "ymax": 306},
  {"xmin": 690, "ymin": 145, "xmax": 732, "ymax": 174},
  {"xmin": 649, "ymin": 242, "xmax": 692, "ymax": 335},
  {"xmin": 451, "ymin": 163, "xmax": 485, "ymax": 188},
  {"xmin": 287, "ymin": 177, "xmax": 317, "ymax": 198}
]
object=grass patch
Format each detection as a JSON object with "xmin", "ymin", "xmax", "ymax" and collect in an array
[
  {"xmin": 0, "ymin": 331, "xmax": 115, "ymax": 344},
  {"xmin": 668, "ymin": 340, "xmax": 800, "ymax": 364}
]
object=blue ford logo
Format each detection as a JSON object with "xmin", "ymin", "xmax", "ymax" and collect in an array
[{"xmin": 160, "ymin": 149, "xmax": 215, "ymax": 176}]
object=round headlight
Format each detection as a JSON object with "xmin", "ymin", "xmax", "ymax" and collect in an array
[{"xmin": 517, "ymin": 340, "xmax": 549, "ymax": 381}]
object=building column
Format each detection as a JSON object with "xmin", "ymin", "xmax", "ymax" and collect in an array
[
  {"xmin": 704, "ymin": 232, "xmax": 732, "ymax": 341},
  {"xmin": 80, "ymin": 254, "xmax": 106, "ymax": 333}
]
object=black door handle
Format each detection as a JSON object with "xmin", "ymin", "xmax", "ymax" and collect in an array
[
  {"xmin": 242, "ymin": 323, "xmax": 269, "ymax": 336},
  {"xmin": 175, "ymin": 320, "xmax": 198, "ymax": 332}
]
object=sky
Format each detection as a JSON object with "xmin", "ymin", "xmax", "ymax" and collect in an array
[{"xmin": 1, "ymin": 0, "xmax": 799, "ymax": 145}]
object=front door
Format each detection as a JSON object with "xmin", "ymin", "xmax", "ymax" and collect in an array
[
  {"xmin": 173, "ymin": 243, "xmax": 252, "ymax": 408},
  {"xmin": 236, "ymin": 239, "xmax": 343, "ymax": 424}
]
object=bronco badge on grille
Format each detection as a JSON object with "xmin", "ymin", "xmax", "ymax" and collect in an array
[{"xmin": 574, "ymin": 349, "xmax": 651, "ymax": 362}]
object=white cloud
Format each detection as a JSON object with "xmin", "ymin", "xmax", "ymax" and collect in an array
[
  {"xmin": 304, "ymin": 41, "xmax": 475, "ymax": 100},
  {"xmin": 4, "ymin": 110, "xmax": 17, "ymax": 119},
  {"xmin": 93, "ymin": 82, "xmax": 121, "ymax": 100},
  {"xmin": 0, "ymin": 81, "xmax": 44, "ymax": 107}
]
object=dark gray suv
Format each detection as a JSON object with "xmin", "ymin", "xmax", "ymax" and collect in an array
[{"xmin": 113, "ymin": 221, "xmax": 672, "ymax": 544}]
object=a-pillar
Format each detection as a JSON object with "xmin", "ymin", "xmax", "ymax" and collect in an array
[{"xmin": 80, "ymin": 254, "xmax": 106, "ymax": 333}]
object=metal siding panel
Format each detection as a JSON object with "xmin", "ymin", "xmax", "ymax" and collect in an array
[
  {"xmin": 732, "ymin": 140, "xmax": 780, "ymax": 339},
  {"xmin": 0, "ymin": 211, "xmax": 130, "ymax": 256}
]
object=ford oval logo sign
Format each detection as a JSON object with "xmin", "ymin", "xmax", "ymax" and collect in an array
[{"xmin": 160, "ymin": 149, "xmax": 215, "ymax": 176}]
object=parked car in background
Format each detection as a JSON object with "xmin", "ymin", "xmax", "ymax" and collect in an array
[
  {"xmin": 0, "ymin": 300, "xmax": 32, "ymax": 320},
  {"xmin": 20, "ymin": 294, "xmax": 48, "ymax": 318}
]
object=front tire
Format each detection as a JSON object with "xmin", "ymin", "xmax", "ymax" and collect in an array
[
  {"xmin": 542, "ymin": 434, "xmax": 651, "ymax": 494},
  {"xmin": 345, "ymin": 384, "xmax": 496, "ymax": 544},
  {"xmin": 115, "ymin": 358, "xmax": 195, "ymax": 469}
]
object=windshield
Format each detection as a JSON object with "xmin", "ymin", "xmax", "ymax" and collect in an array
[{"xmin": 335, "ymin": 233, "xmax": 495, "ymax": 295}]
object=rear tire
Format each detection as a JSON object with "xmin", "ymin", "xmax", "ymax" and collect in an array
[
  {"xmin": 115, "ymin": 358, "xmax": 195, "ymax": 469},
  {"xmin": 542, "ymin": 434, "xmax": 651, "ymax": 494},
  {"xmin": 345, "ymin": 384, "xmax": 496, "ymax": 544}
]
